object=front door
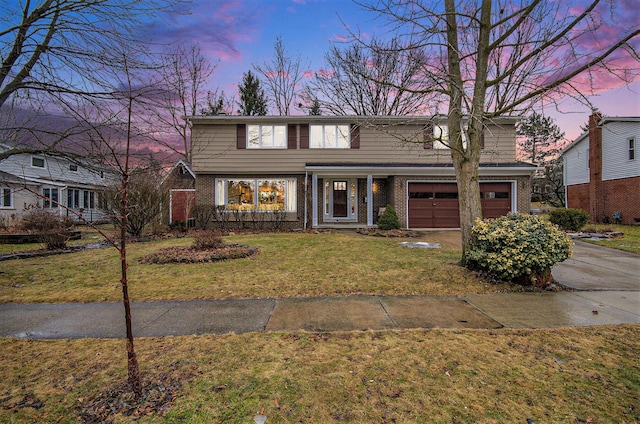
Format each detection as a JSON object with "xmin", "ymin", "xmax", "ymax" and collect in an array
[{"xmin": 332, "ymin": 181, "xmax": 348, "ymax": 217}]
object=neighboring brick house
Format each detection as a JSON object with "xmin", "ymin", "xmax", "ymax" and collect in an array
[
  {"xmin": 162, "ymin": 159, "xmax": 196, "ymax": 226},
  {"xmin": 0, "ymin": 144, "xmax": 113, "ymax": 224},
  {"xmin": 562, "ymin": 112, "xmax": 640, "ymax": 225},
  {"xmin": 190, "ymin": 115, "xmax": 537, "ymax": 230}
]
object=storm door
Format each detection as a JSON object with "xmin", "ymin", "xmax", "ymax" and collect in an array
[{"xmin": 332, "ymin": 181, "xmax": 348, "ymax": 217}]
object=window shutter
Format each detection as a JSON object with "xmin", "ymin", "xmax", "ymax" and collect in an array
[
  {"xmin": 480, "ymin": 128, "xmax": 485, "ymax": 149},
  {"xmin": 236, "ymin": 124, "xmax": 246, "ymax": 149},
  {"xmin": 287, "ymin": 124, "xmax": 297, "ymax": 149},
  {"xmin": 350, "ymin": 124, "xmax": 360, "ymax": 149},
  {"xmin": 300, "ymin": 124, "xmax": 309, "ymax": 149},
  {"xmin": 423, "ymin": 124, "xmax": 434, "ymax": 149}
]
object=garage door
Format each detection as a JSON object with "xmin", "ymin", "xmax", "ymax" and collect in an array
[{"xmin": 408, "ymin": 182, "xmax": 512, "ymax": 228}]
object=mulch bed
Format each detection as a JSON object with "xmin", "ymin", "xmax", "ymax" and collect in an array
[
  {"xmin": 138, "ymin": 244, "xmax": 259, "ymax": 264},
  {"xmin": 78, "ymin": 360, "xmax": 199, "ymax": 423}
]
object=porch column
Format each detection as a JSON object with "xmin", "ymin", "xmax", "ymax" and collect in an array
[
  {"xmin": 367, "ymin": 174, "xmax": 373, "ymax": 226},
  {"xmin": 312, "ymin": 173, "xmax": 318, "ymax": 228}
]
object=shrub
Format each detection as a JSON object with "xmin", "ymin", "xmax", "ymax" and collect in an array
[
  {"xmin": 548, "ymin": 208, "xmax": 590, "ymax": 231},
  {"xmin": 19, "ymin": 209, "xmax": 75, "ymax": 250},
  {"xmin": 193, "ymin": 230, "xmax": 225, "ymax": 250},
  {"xmin": 377, "ymin": 204, "xmax": 401, "ymax": 230},
  {"xmin": 465, "ymin": 213, "xmax": 572, "ymax": 286},
  {"xmin": 192, "ymin": 204, "xmax": 217, "ymax": 230}
]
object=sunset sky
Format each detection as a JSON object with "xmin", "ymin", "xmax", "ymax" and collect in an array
[{"xmin": 152, "ymin": 0, "xmax": 640, "ymax": 142}]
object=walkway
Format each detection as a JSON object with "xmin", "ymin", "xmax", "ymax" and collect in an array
[{"xmin": 0, "ymin": 242, "xmax": 638, "ymax": 339}]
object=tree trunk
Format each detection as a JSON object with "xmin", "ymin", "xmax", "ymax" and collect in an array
[
  {"xmin": 453, "ymin": 152, "xmax": 483, "ymax": 261},
  {"xmin": 119, "ymin": 173, "xmax": 142, "ymax": 397}
]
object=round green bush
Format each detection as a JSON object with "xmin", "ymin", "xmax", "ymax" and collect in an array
[
  {"xmin": 377, "ymin": 204, "xmax": 400, "ymax": 230},
  {"xmin": 548, "ymin": 208, "xmax": 590, "ymax": 231},
  {"xmin": 465, "ymin": 213, "xmax": 572, "ymax": 285}
]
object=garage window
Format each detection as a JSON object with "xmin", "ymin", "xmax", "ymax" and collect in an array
[
  {"xmin": 482, "ymin": 191, "xmax": 509, "ymax": 199},
  {"xmin": 435, "ymin": 192, "xmax": 458, "ymax": 199}
]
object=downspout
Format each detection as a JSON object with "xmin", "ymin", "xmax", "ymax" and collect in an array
[{"xmin": 304, "ymin": 171, "xmax": 308, "ymax": 230}]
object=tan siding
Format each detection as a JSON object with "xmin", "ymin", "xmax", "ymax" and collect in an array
[{"xmin": 191, "ymin": 121, "xmax": 519, "ymax": 175}]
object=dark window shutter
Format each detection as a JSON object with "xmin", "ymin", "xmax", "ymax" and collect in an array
[
  {"xmin": 287, "ymin": 124, "xmax": 297, "ymax": 149},
  {"xmin": 236, "ymin": 124, "xmax": 246, "ymax": 149},
  {"xmin": 300, "ymin": 124, "xmax": 309, "ymax": 149},
  {"xmin": 480, "ymin": 128, "xmax": 485, "ymax": 149},
  {"xmin": 350, "ymin": 124, "xmax": 360, "ymax": 149},
  {"xmin": 423, "ymin": 124, "xmax": 434, "ymax": 149}
]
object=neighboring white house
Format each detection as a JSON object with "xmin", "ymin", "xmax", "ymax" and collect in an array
[
  {"xmin": 562, "ymin": 113, "xmax": 640, "ymax": 224},
  {"xmin": 0, "ymin": 144, "xmax": 114, "ymax": 224}
]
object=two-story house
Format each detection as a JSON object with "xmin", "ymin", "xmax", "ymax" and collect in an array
[
  {"xmin": 0, "ymin": 145, "xmax": 113, "ymax": 224},
  {"xmin": 562, "ymin": 112, "xmax": 640, "ymax": 224},
  {"xmin": 190, "ymin": 115, "xmax": 537, "ymax": 230}
]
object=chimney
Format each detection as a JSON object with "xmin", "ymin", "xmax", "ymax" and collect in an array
[{"xmin": 588, "ymin": 110, "xmax": 604, "ymax": 222}]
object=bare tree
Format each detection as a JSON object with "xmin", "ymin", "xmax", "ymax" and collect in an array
[
  {"xmin": 0, "ymin": 0, "xmax": 183, "ymax": 159},
  {"xmin": 201, "ymin": 90, "xmax": 234, "ymax": 115},
  {"xmin": 303, "ymin": 38, "xmax": 438, "ymax": 116},
  {"xmin": 101, "ymin": 166, "xmax": 168, "ymax": 236},
  {"xmin": 356, "ymin": 0, "xmax": 640, "ymax": 258},
  {"xmin": 254, "ymin": 37, "xmax": 306, "ymax": 115},
  {"xmin": 153, "ymin": 44, "xmax": 215, "ymax": 162}
]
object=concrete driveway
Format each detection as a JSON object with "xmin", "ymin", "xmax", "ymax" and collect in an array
[{"xmin": 552, "ymin": 241, "xmax": 640, "ymax": 290}]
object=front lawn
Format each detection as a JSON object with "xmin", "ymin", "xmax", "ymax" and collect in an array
[
  {"xmin": 0, "ymin": 231, "xmax": 520, "ymax": 304},
  {"xmin": 1, "ymin": 326, "xmax": 638, "ymax": 423}
]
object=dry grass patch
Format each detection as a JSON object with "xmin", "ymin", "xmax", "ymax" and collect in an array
[
  {"xmin": 0, "ymin": 232, "xmax": 520, "ymax": 304},
  {"xmin": 1, "ymin": 325, "xmax": 638, "ymax": 423}
]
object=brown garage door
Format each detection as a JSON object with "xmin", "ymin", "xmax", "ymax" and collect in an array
[
  {"xmin": 481, "ymin": 183, "xmax": 512, "ymax": 219},
  {"xmin": 408, "ymin": 183, "xmax": 460, "ymax": 228},
  {"xmin": 408, "ymin": 182, "xmax": 512, "ymax": 228}
]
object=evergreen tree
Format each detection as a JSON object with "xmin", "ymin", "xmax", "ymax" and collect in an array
[
  {"xmin": 516, "ymin": 112, "xmax": 567, "ymax": 207},
  {"xmin": 516, "ymin": 112, "xmax": 565, "ymax": 165},
  {"xmin": 237, "ymin": 70, "xmax": 268, "ymax": 116},
  {"xmin": 308, "ymin": 98, "xmax": 322, "ymax": 115}
]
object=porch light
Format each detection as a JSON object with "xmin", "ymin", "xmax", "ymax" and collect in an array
[{"xmin": 372, "ymin": 182, "xmax": 378, "ymax": 193}]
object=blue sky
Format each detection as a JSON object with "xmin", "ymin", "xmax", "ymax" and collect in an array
[{"xmin": 153, "ymin": 0, "xmax": 640, "ymax": 141}]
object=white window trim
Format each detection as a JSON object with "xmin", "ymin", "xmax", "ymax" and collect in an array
[
  {"xmin": 247, "ymin": 124, "xmax": 287, "ymax": 149},
  {"xmin": 215, "ymin": 178, "xmax": 297, "ymax": 212},
  {"xmin": 1, "ymin": 187, "xmax": 13, "ymax": 209},
  {"xmin": 310, "ymin": 124, "xmax": 351, "ymax": 149},
  {"xmin": 322, "ymin": 178, "xmax": 358, "ymax": 221},
  {"xmin": 31, "ymin": 156, "xmax": 46, "ymax": 169},
  {"xmin": 43, "ymin": 187, "xmax": 59, "ymax": 209}
]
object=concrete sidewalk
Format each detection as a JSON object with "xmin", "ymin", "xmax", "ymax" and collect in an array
[
  {"xmin": 0, "ymin": 291, "xmax": 638, "ymax": 339},
  {"xmin": 0, "ymin": 240, "xmax": 638, "ymax": 339}
]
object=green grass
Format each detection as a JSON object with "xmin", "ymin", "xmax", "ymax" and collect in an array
[
  {"xmin": 0, "ymin": 231, "xmax": 518, "ymax": 304},
  {"xmin": 1, "ymin": 326, "xmax": 638, "ymax": 423},
  {"xmin": 579, "ymin": 223, "xmax": 640, "ymax": 254}
]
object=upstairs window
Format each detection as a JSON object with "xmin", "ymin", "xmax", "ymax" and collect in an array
[
  {"xmin": 31, "ymin": 156, "xmax": 45, "ymax": 168},
  {"xmin": 69, "ymin": 163, "xmax": 78, "ymax": 172},
  {"xmin": 629, "ymin": 138, "xmax": 636, "ymax": 160},
  {"xmin": 247, "ymin": 125, "xmax": 287, "ymax": 148},
  {"xmin": 433, "ymin": 125, "xmax": 468, "ymax": 149},
  {"xmin": 310, "ymin": 125, "xmax": 350, "ymax": 148}
]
